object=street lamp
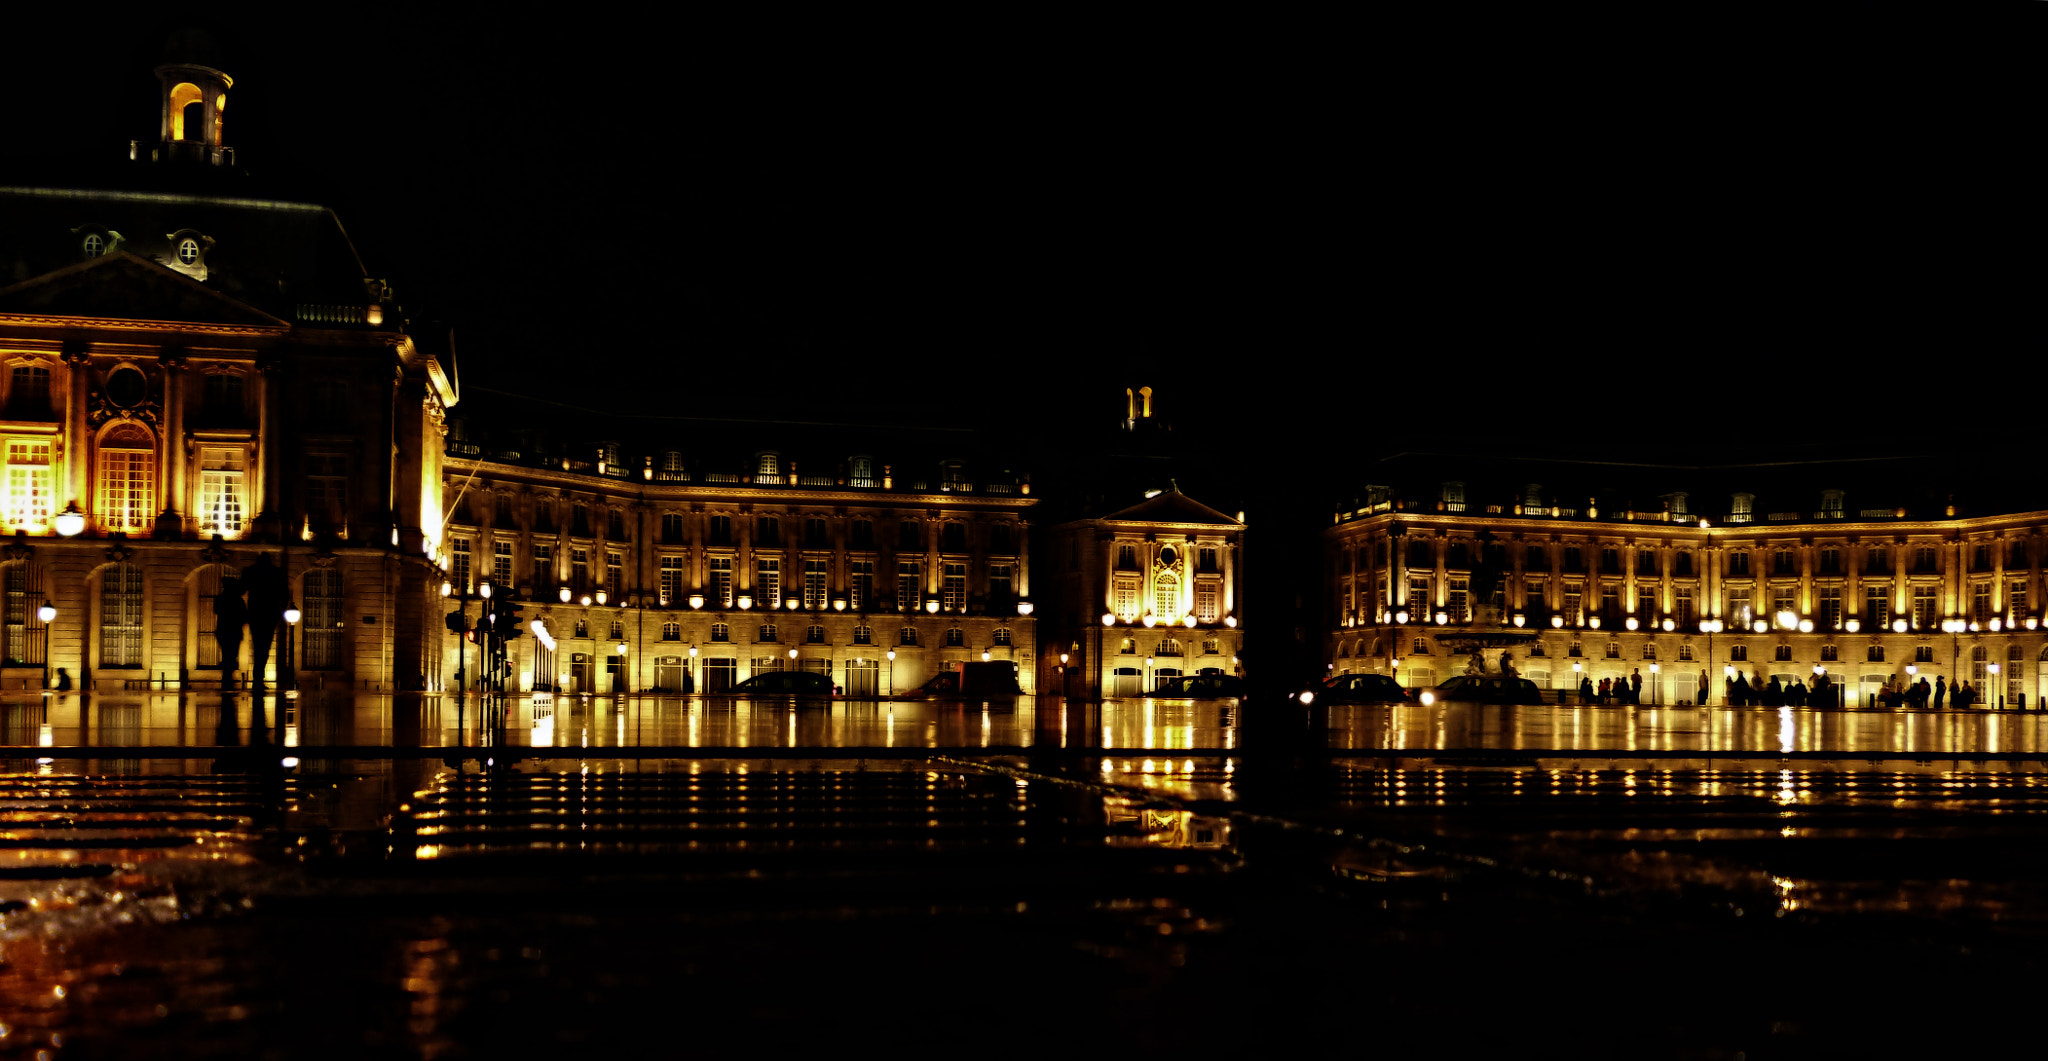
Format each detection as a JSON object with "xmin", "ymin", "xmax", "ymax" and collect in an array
[
  {"xmin": 615, "ymin": 639, "xmax": 628, "ymax": 695},
  {"xmin": 36, "ymin": 600, "xmax": 54, "ymax": 690},
  {"xmin": 53, "ymin": 503, "xmax": 85, "ymax": 538},
  {"xmin": 885, "ymin": 648, "xmax": 896, "ymax": 697},
  {"xmin": 559, "ymin": 587, "xmax": 572, "ymax": 603}
]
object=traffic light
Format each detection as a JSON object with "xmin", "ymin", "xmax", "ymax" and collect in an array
[
  {"xmin": 495, "ymin": 602, "xmax": 525, "ymax": 640},
  {"xmin": 444, "ymin": 609, "xmax": 469, "ymax": 633}
]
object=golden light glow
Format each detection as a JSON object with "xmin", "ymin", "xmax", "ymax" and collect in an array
[{"xmin": 168, "ymin": 82, "xmax": 204, "ymax": 140}]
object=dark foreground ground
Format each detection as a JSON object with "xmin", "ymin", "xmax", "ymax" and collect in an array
[{"xmin": 3, "ymin": 743, "xmax": 2046, "ymax": 1059}]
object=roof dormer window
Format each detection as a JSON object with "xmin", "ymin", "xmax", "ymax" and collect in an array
[
  {"xmin": 177, "ymin": 238, "xmax": 199, "ymax": 265},
  {"xmin": 82, "ymin": 234, "xmax": 105, "ymax": 259}
]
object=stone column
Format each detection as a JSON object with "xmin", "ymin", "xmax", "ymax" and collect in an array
[
  {"xmin": 156, "ymin": 349, "xmax": 187, "ymax": 539},
  {"xmin": 60, "ymin": 342, "xmax": 90, "ymax": 512}
]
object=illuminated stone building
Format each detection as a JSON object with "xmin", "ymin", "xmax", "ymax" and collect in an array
[
  {"xmin": 438, "ymin": 404, "xmax": 1037, "ymax": 695},
  {"xmin": 0, "ymin": 44, "xmax": 454, "ymax": 690},
  {"xmin": 1327, "ymin": 451, "xmax": 2048, "ymax": 708},
  {"xmin": 1040, "ymin": 488, "xmax": 1244, "ymax": 697}
]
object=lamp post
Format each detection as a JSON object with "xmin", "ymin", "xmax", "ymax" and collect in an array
[
  {"xmin": 615, "ymin": 640, "xmax": 629, "ymax": 696},
  {"xmin": 282, "ymin": 597, "xmax": 301, "ymax": 692},
  {"xmin": 886, "ymin": 648, "xmax": 896, "ymax": 698},
  {"xmin": 36, "ymin": 599, "xmax": 55, "ymax": 690}
]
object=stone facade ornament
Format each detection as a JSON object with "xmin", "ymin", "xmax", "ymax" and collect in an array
[{"xmin": 200, "ymin": 534, "xmax": 231, "ymax": 565}]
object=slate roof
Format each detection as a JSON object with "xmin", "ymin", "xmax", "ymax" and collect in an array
[{"xmin": 0, "ymin": 186, "xmax": 372, "ymax": 321}]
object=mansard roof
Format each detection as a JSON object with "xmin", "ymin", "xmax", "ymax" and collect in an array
[{"xmin": 0, "ymin": 187, "xmax": 373, "ymax": 321}]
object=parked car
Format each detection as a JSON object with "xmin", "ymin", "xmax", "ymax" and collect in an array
[
  {"xmin": 913, "ymin": 661, "xmax": 1024, "ymax": 699},
  {"xmin": 1306, "ymin": 672, "xmax": 1415, "ymax": 704},
  {"xmin": 1150, "ymin": 674, "xmax": 1245, "ymax": 698},
  {"xmin": 1421, "ymin": 675, "xmax": 1545, "ymax": 705},
  {"xmin": 726, "ymin": 671, "xmax": 835, "ymax": 697}
]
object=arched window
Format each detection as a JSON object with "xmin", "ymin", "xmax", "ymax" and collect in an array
[
  {"xmin": 1154, "ymin": 574, "xmax": 1178, "ymax": 620},
  {"xmin": 944, "ymin": 628, "xmax": 964, "ymax": 646},
  {"xmin": 1119, "ymin": 637, "xmax": 1136, "ymax": 654},
  {"xmin": 852, "ymin": 625, "xmax": 873, "ymax": 645},
  {"xmin": 849, "ymin": 456, "xmax": 876, "ymax": 487},
  {"xmin": 899, "ymin": 627, "xmax": 917, "ymax": 646},
  {"xmin": 758, "ymin": 623, "xmax": 778, "ymax": 642},
  {"xmin": 755, "ymin": 452, "xmax": 782, "ymax": 484},
  {"xmin": 96, "ymin": 423, "xmax": 155, "ymax": 534},
  {"xmin": 302, "ymin": 568, "xmax": 344, "ymax": 669},
  {"xmin": 942, "ymin": 523, "xmax": 967, "ymax": 552},
  {"xmin": 806, "ymin": 624, "xmax": 825, "ymax": 644},
  {"xmin": 992, "ymin": 628, "xmax": 1012, "ymax": 645},
  {"xmin": 1866, "ymin": 645, "xmax": 1884, "ymax": 662},
  {"xmin": 662, "ymin": 621, "xmax": 680, "ymax": 641},
  {"xmin": 1157, "ymin": 638, "xmax": 1183, "ymax": 657}
]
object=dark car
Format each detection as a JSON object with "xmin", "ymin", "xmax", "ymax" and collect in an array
[
  {"xmin": 914, "ymin": 661, "xmax": 1025, "ymax": 699},
  {"xmin": 1309, "ymin": 672, "xmax": 1414, "ymax": 704},
  {"xmin": 726, "ymin": 671, "xmax": 835, "ymax": 696},
  {"xmin": 1151, "ymin": 674, "xmax": 1245, "ymax": 698},
  {"xmin": 1423, "ymin": 675, "xmax": 1545, "ymax": 705}
]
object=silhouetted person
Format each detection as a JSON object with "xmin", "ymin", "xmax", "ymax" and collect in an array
[
  {"xmin": 214, "ymin": 576, "xmax": 247, "ymax": 690},
  {"xmin": 1734, "ymin": 673, "xmax": 1752, "ymax": 706},
  {"xmin": 1579, "ymin": 675, "xmax": 1594, "ymax": 704},
  {"xmin": 1933, "ymin": 675, "xmax": 1947, "ymax": 709},
  {"xmin": 1629, "ymin": 668, "xmax": 1642, "ymax": 705},
  {"xmin": 52, "ymin": 668, "xmax": 71, "ymax": 691},
  {"xmin": 242, "ymin": 553, "xmax": 288, "ymax": 686}
]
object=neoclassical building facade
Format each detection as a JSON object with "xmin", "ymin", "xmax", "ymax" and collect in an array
[
  {"xmin": 1327, "ymin": 454, "xmax": 2048, "ymax": 708},
  {"xmin": 437, "ymin": 431, "xmax": 1037, "ymax": 695},
  {"xmin": 1040, "ymin": 490, "xmax": 1244, "ymax": 698},
  {"xmin": 0, "ymin": 52, "xmax": 453, "ymax": 691}
]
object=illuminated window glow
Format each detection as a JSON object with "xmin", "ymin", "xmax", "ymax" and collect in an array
[
  {"xmin": 199, "ymin": 447, "xmax": 244, "ymax": 538},
  {"xmin": 96, "ymin": 433, "xmax": 154, "ymax": 534}
]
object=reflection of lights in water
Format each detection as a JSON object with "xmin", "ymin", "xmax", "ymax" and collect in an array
[
  {"xmin": 1778, "ymin": 707, "xmax": 1795, "ymax": 754},
  {"xmin": 416, "ymin": 845, "xmax": 441, "ymax": 860},
  {"xmin": 788, "ymin": 710, "xmax": 796, "ymax": 746},
  {"xmin": 1101, "ymin": 759, "xmax": 1113, "ymax": 775},
  {"xmin": 39, "ymin": 723, "xmax": 51, "ymax": 747},
  {"xmin": 532, "ymin": 712, "xmax": 554, "ymax": 747},
  {"xmin": 1142, "ymin": 759, "xmax": 1154, "ymax": 773},
  {"xmin": 982, "ymin": 709, "xmax": 990, "ymax": 748},
  {"xmin": 281, "ymin": 756, "xmax": 300, "ymax": 769}
]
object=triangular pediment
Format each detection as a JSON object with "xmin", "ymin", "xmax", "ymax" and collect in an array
[
  {"xmin": 1103, "ymin": 489, "xmax": 1242, "ymax": 527},
  {"xmin": 0, "ymin": 251, "xmax": 287, "ymax": 328}
]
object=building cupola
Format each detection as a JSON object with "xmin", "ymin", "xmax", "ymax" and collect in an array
[{"xmin": 132, "ymin": 30, "xmax": 234, "ymax": 167}]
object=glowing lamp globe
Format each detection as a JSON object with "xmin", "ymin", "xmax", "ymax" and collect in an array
[
  {"xmin": 53, "ymin": 504, "xmax": 85, "ymax": 538},
  {"xmin": 36, "ymin": 601, "xmax": 56, "ymax": 624}
]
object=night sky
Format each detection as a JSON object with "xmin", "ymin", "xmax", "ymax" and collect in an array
[{"xmin": 7, "ymin": 7, "xmax": 2033, "ymax": 469}]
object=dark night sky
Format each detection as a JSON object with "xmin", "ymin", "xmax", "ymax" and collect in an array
[{"xmin": 7, "ymin": 5, "xmax": 2035, "ymax": 467}]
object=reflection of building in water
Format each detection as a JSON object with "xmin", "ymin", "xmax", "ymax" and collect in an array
[
  {"xmin": 1328, "ymin": 450, "xmax": 2048, "ymax": 709},
  {"xmin": 1103, "ymin": 799, "xmax": 1231, "ymax": 849},
  {"xmin": 0, "ymin": 38, "xmax": 451, "ymax": 692},
  {"xmin": 1042, "ymin": 488, "xmax": 1244, "ymax": 698}
]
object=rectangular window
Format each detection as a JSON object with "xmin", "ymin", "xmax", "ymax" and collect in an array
[
  {"xmin": 757, "ymin": 558, "xmax": 781, "ymax": 609},
  {"xmin": 1199, "ymin": 547, "xmax": 1219, "ymax": 573},
  {"xmin": 493, "ymin": 540, "xmax": 512, "ymax": 584},
  {"xmin": 943, "ymin": 563, "xmax": 967, "ymax": 612},
  {"xmin": 9, "ymin": 366, "xmax": 51, "ymax": 416},
  {"xmin": 1771, "ymin": 585, "xmax": 1796, "ymax": 617},
  {"xmin": 198, "ymin": 447, "xmax": 244, "ymax": 538},
  {"xmin": 1911, "ymin": 585, "xmax": 1938, "ymax": 629},
  {"xmin": 804, "ymin": 559, "xmax": 828, "ymax": 609},
  {"xmin": 1727, "ymin": 586, "xmax": 1752, "ymax": 624},
  {"xmin": 2, "ymin": 563, "xmax": 36, "ymax": 664},
  {"xmin": 1448, "ymin": 578, "xmax": 1469, "ymax": 622},
  {"xmin": 1409, "ymin": 576, "xmax": 1430, "ymax": 615},
  {"xmin": 900, "ymin": 521, "xmax": 922, "ymax": 551},
  {"xmin": 1525, "ymin": 579, "xmax": 1545, "ymax": 618},
  {"xmin": 660, "ymin": 556, "xmax": 684, "ymax": 605},
  {"xmin": 1865, "ymin": 585, "xmax": 1890, "ymax": 628},
  {"xmin": 532, "ymin": 543, "xmax": 553, "ymax": 589},
  {"xmin": 1819, "ymin": 586, "xmax": 1842, "ymax": 629},
  {"xmin": 451, "ymin": 538, "xmax": 472, "ymax": 592},
  {"xmin": 1727, "ymin": 551, "xmax": 1749, "ymax": 576},
  {"xmin": 898, "ymin": 561, "xmax": 921, "ymax": 612},
  {"xmin": 756, "ymin": 516, "xmax": 780, "ymax": 546},
  {"xmin": 849, "ymin": 560, "xmax": 873, "ymax": 611},
  {"xmin": 1973, "ymin": 582, "xmax": 1992, "ymax": 624},
  {"xmin": 2, "ymin": 440, "xmax": 51, "ymax": 530},
  {"xmin": 1117, "ymin": 544, "xmax": 1137, "ymax": 569},
  {"xmin": 662, "ymin": 512, "xmax": 684, "ymax": 543},
  {"xmin": 303, "ymin": 568, "xmax": 344, "ymax": 669},
  {"xmin": 1674, "ymin": 587, "xmax": 1695, "ymax": 626},
  {"xmin": 1600, "ymin": 586, "xmax": 1619, "ymax": 623},
  {"xmin": 607, "ymin": 551, "xmax": 623, "ymax": 597},
  {"xmin": 1562, "ymin": 583, "xmax": 1582, "ymax": 622},
  {"xmin": 572, "ymin": 548, "xmax": 590, "ymax": 592},
  {"xmin": 988, "ymin": 564, "xmax": 1012, "ymax": 604},
  {"xmin": 1155, "ymin": 576, "xmax": 1178, "ymax": 620},
  {"xmin": 1197, "ymin": 582, "xmax": 1219, "ymax": 623},
  {"xmin": 96, "ymin": 445, "xmax": 154, "ymax": 534},
  {"xmin": 100, "ymin": 563, "xmax": 143, "ymax": 667},
  {"xmin": 708, "ymin": 515, "xmax": 732, "ymax": 545},
  {"xmin": 1638, "ymin": 587, "xmax": 1656, "ymax": 622},
  {"xmin": 1820, "ymin": 548, "xmax": 1841, "ymax": 575},
  {"xmin": 305, "ymin": 451, "xmax": 348, "ymax": 529},
  {"xmin": 851, "ymin": 520, "xmax": 873, "ymax": 549},
  {"xmin": 806, "ymin": 518, "xmax": 829, "ymax": 548},
  {"xmin": 709, "ymin": 556, "xmax": 733, "ymax": 607},
  {"xmin": 2011, "ymin": 581, "xmax": 2027, "ymax": 620},
  {"xmin": 1114, "ymin": 578, "xmax": 1138, "ymax": 621}
]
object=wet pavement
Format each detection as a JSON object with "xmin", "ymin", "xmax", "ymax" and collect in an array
[{"xmin": 4, "ymin": 692, "xmax": 2048, "ymax": 1058}]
